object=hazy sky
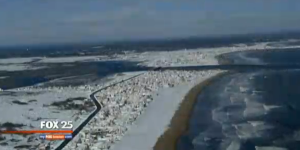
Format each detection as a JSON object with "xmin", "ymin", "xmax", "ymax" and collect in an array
[{"xmin": 0, "ymin": 0, "xmax": 300, "ymax": 46}]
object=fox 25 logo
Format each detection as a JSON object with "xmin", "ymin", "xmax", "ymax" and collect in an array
[{"xmin": 40, "ymin": 121, "xmax": 73, "ymax": 129}]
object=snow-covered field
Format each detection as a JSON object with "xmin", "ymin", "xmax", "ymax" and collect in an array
[
  {"xmin": 0, "ymin": 40, "xmax": 299, "ymax": 150},
  {"xmin": 0, "ymin": 72, "xmax": 145, "ymax": 150},
  {"xmin": 0, "ymin": 88, "xmax": 92, "ymax": 149}
]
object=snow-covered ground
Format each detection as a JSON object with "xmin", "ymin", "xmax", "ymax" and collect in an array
[
  {"xmin": 0, "ymin": 72, "xmax": 145, "ymax": 150},
  {"xmin": 63, "ymin": 70, "xmax": 221, "ymax": 150},
  {"xmin": 0, "ymin": 40, "xmax": 299, "ymax": 150},
  {"xmin": 0, "ymin": 88, "xmax": 92, "ymax": 149}
]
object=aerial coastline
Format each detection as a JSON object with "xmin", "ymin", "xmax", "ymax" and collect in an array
[
  {"xmin": 0, "ymin": 40, "xmax": 300, "ymax": 149},
  {"xmin": 1, "ymin": 1, "xmax": 300, "ymax": 149}
]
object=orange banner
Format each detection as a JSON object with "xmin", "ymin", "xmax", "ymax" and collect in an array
[{"xmin": 0, "ymin": 130, "xmax": 73, "ymax": 134}]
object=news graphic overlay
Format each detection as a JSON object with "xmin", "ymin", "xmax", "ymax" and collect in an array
[
  {"xmin": 40, "ymin": 120, "xmax": 73, "ymax": 130},
  {"xmin": 0, "ymin": 120, "xmax": 74, "ymax": 140}
]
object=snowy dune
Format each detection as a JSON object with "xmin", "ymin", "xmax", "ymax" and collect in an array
[{"xmin": 63, "ymin": 42, "xmax": 292, "ymax": 150}]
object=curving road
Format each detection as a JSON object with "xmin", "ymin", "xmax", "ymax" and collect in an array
[
  {"xmin": 54, "ymin": 72, "xmax": 146, "ymax": 150},
  {"xmin": 54, "ymin": 86, "xmax": 102, "ymax": 150}
]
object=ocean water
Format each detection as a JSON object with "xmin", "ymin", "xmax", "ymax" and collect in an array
[{"xmin": 177, "ymin": 49, "xmax": 300, "ymax": 150}]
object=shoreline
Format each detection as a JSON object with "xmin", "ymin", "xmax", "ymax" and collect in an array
[{"xmin": 153, "ymin": 71, "xmax": 229, "ymax": 150}]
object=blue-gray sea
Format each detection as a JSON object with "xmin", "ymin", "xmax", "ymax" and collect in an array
[{"xmin": 178, "ymin": 48, "xmax": 300, "ymax": 150}]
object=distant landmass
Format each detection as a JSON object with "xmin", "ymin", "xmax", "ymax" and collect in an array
[{"xmin": 1, "ymin": 31, "xmax": 300, "ymax": 59}]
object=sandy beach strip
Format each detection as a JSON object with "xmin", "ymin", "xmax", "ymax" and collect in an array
[{"xmin": 153, "ymin": 72, "xmax": 228, "ymax": 150}]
